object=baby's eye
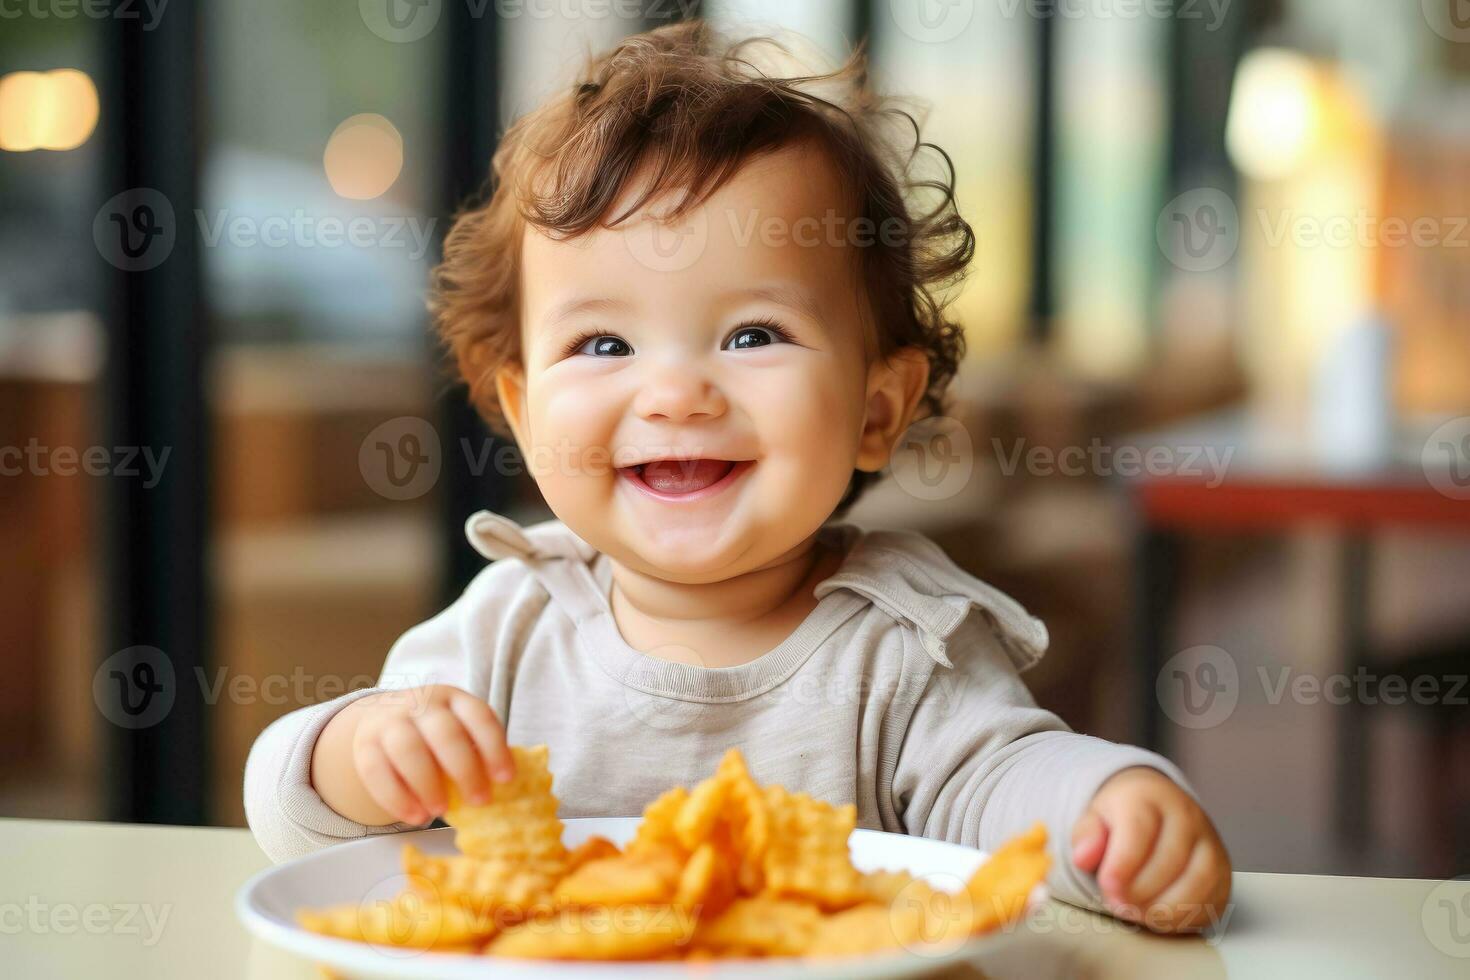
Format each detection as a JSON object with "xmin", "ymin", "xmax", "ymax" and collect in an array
[
  {"xmin": 723, "ymin": 323, "xmax": 788, "ymax": 351},
  {"xmin": 576, "ymin": 334, "xmax": 632, "ymax": 357}
]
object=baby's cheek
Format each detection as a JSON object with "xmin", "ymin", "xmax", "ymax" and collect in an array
[
  {"xmin": 752, "ymin": 365, "xmax": 864, "ymax": 488},
  {"xmin": 522, "ymin": 381, "xmax": 623, "ymax": 497}
]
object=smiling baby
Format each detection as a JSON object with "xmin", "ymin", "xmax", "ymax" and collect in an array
[{"xmin": 245, "ymin": 21, "xmax": 1230, "ymax": 932}]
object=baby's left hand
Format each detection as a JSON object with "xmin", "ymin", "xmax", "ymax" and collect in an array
[{"xmin": 1070, "ymin": 767, "xmax": 1231, "ymax": 933}]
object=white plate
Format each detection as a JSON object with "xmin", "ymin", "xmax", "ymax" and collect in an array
[{"xmin": 238, "ymin": 817, "xmax": 1035, "ymax": 980}]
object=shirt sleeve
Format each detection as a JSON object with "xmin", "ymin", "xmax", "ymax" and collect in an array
[
  {"xmin": 242, "ymin": 558, "xmax": 524, "ymax": 863},
  {"xmin": 889, "ymin": 613, "xmax": 1193, "ymax": 912}
]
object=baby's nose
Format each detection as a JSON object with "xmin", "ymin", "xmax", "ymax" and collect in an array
[{"xmin": 632, "ymin": 361, "xmax": 728, "ymax": 422}]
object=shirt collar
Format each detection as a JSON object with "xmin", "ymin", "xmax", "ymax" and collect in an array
[{"xmin": 464, "ymin": 509, "xmax": 1048, "ymax": 673}]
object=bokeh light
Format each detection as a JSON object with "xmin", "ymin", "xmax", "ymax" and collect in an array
[
  {"xmin": 322, "ymin": 113, "xmax": 404, "ymax": 200},
  {"xmin": 1226, "ymin": 49, "xmax": 1320, "ymax": 182},
  {"xmin": 0, "ymin": 68, "xmax": 100, "ymax": 152}
]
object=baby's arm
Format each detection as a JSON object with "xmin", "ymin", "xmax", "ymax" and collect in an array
[
  {"xmin": 889, "ymin": 615, "xmax": 1230, "ymax": 932},
  {"xmin": 243, "ymin": 560, "xmax": 516, "ymax": 862}
]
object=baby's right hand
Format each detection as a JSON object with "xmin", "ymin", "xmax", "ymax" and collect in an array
[{"xmin": 312, "ymin": 684, "xmax": 514, "ymax": 826}]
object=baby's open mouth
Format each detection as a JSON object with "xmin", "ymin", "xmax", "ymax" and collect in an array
[{"xmin": 621, "ymin": 458, "xmax": 744, "ymax": 496}]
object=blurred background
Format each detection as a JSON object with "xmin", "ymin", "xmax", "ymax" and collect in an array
[{"xmin": 1, "ymin": 0, "xmax": 1468, "ymax": 884}]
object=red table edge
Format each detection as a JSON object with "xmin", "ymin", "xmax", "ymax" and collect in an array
[{"xmin": 1131, "ymin": 477, "xmax": 1470, "ymax": 532}]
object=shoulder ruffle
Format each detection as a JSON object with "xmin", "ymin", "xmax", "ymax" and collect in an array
[
  {"xmin": 813, "ymin": 527, "xmax": 1049, "ymax": 673},
  {"xmin": 464, "ymin": 509, "xmax": 595, "ymax": 563}
]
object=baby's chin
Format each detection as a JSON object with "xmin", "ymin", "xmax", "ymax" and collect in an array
[{"xmin": 605, "ymin": 523, "xmax": 757, "ymax": 582}]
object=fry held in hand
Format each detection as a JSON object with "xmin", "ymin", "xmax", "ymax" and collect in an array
[{"xmin": 297, "ymin": 746, "xmax": 1051, "ymax": 960}]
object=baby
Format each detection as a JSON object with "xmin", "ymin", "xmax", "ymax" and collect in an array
[{"xmin": 245, "ymin": 23, "xmax": 1230, "ymax": 933}]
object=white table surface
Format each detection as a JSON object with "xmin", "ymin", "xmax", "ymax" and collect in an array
[{"xmin": 1, "ymin": 818, "xmax": 1467, "ymax": 979}]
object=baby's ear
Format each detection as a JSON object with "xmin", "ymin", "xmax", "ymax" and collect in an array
[
  {"xmin": 855, "ymin": 347, "xmax": 930, "ymax": 472},
  {"xmin": 494, "ymin": 362, "xmax": 531, "ymax": 450}
]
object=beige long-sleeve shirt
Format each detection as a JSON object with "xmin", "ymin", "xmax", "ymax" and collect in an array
[{"xmin": 244, "ymin": 509, "xmax": 1189, "ymax": 909}]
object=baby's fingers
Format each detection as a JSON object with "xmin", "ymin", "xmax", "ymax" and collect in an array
[
  {"xmin": 416, "ymin": 709, "xmax": 491, "ymax": 805},
  {"xmin": 357, "ymin": 740, "xmax": 430, "ymax": 825},
  {"xmin": 1070, "ymin": 810, "xmax": 1109, "ymax": 873},
  {"xmin": 380, "ymin": 719, "xmax": 448, "ymax": 816},
  {"xmin": 1097, "ymin": 804, "xmax": 1162, "ymax": 903},
  {"xmin": 447, "ymin": 693, "xmax": 514, "ymax": 783},
  {"xmin": 1150, "ymin": 840, "xmax": 1232, "ymax": 932},
  {"xmin": 1125, "ymin": 816, "xmax": 1194, "ymax": 907}
]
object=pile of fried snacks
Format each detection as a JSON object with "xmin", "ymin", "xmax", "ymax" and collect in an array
[{"xmin": 297, "ymin": 746, "xmax": 1050, "ymax": 961}]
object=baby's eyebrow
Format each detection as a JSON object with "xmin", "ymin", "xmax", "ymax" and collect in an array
[
  {"xmin": 723, "ymin": 283, "xmax": 824, "ymax": 324},
  {"xmin": 543, "ymin": 295, "xmax": 633, "ymax": 328}
]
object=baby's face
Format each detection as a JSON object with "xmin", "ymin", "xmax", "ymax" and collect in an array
[{"xmin": 499, "ymin": 144, "xmax": 913, "ymax": 582}]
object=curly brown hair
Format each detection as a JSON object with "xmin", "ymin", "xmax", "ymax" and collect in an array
[{"xmin": 430, "ymin": 20, "xmax": 972, "ymax": 513}]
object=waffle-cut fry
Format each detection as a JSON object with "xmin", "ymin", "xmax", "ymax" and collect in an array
[
  {"xmin": 859, "ymin": 869, "xmax": 917, "ymax": 905},
  {"xmin": 296, "ymin": 886, "xmax": 496, "ymax": 949},
  {"xmin": 761, "ymin": 785, "xmax": 865, "ymax": 910},
  {"xmin": 895, "ymin": 878, "xmax": 982, "ymax": 953},
  {"xmin": 690, "ymin": 894, "xmax": 822, "ymax": 957},
  {"xmin": 673, "ymin": 841, "xmax": 737, "ymax": 916},
  {"xmin": 854, "ymin": 869, "xmax": 979, "ymax": 951},
  {"xmin": 553, "ymin": 847, "xmax": 684, "ymax": 906},
  {"xmin": 805, "ymin": 902, "xmax": 901, "ymax": 957},
  {"xmin": 809, "ymin": 827, "xmax": 1051, "ymax": 959},
  {"xmin": 400, "ymin": 845, "xmax": 559, "ymax": 921},
  {"xmin": 963, "ymin": 821, "xmax": 1051, "ymax": 934},
  {"xmin": 673, "ymin": 771, "xmax": 729, "ymax": 851},
  {"xmin": 485, "ymin": 904, "xmax": 697, "ymax": 960},
  {"xmin": 565, "ymin": 835, "xmax": 621, "ymax": 871},
  {"xmin": 630, "ymin": 786, "xmax": 689, "ymax": 855},
  {"xmin": 443, "ymin": 745, "xmax": 566, "ymax": 865},
  {"xmin": 714, "ymin": 749, "xmax": 770, "ymax": 893}
]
